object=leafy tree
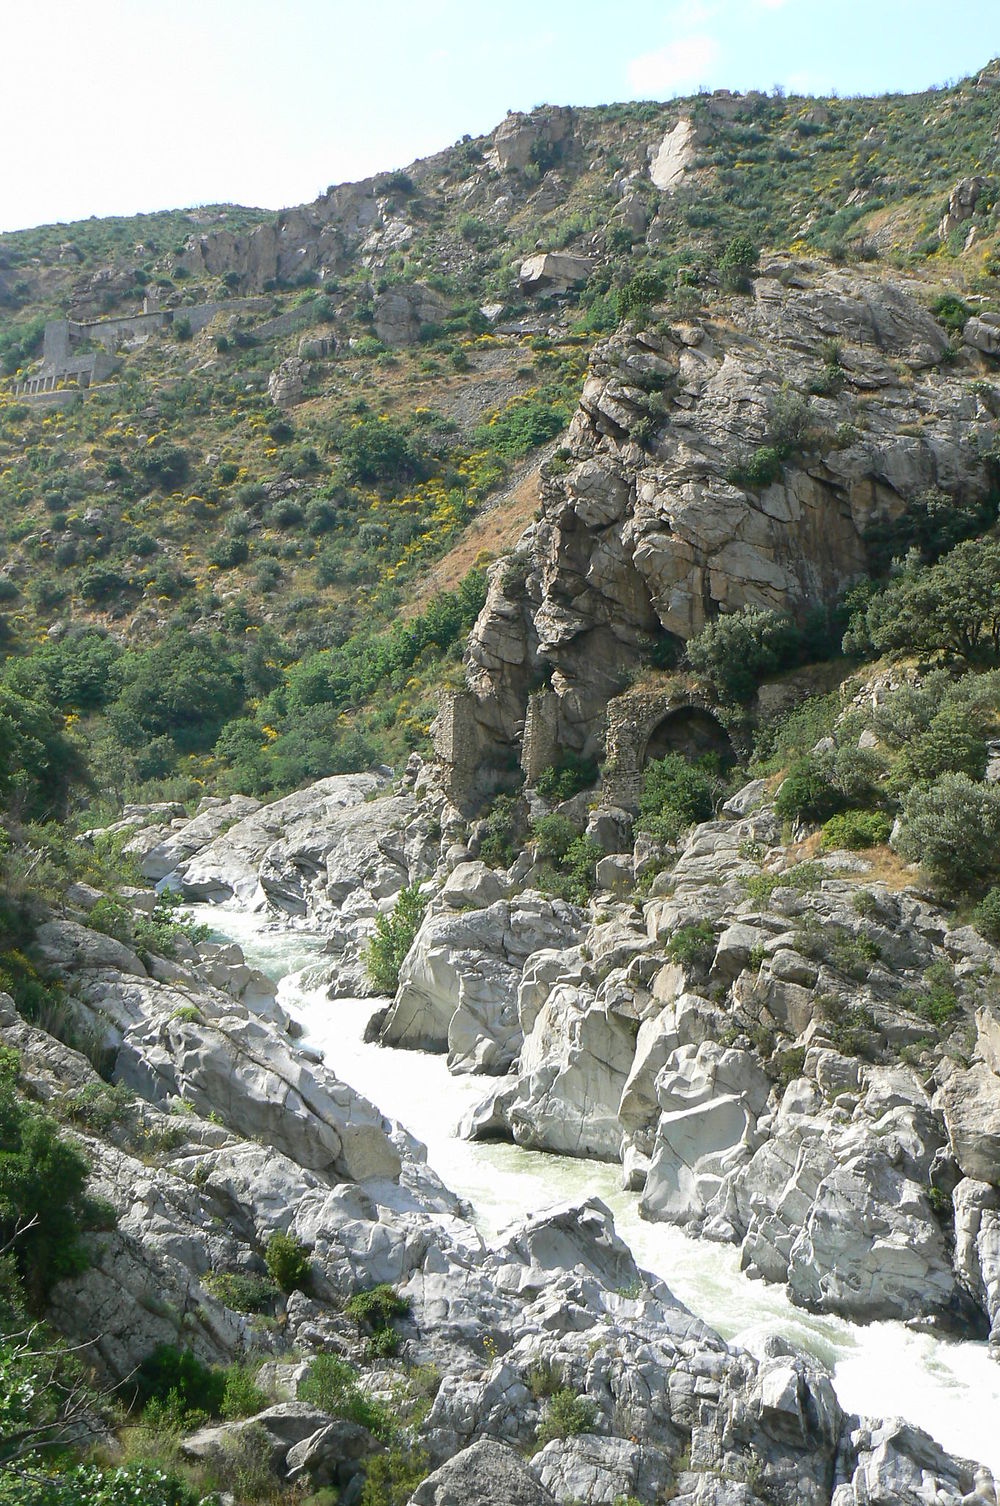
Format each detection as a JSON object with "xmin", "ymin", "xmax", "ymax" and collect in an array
[
  {"xmin": 845, "ymin": 537, "xmax": 1000, "ymax": 664},
  {"xmin": 718, "ymin": 233, "xmax": 758, "ymax": 291},
  {"xmin": 0, "ymin": 1049, "xmax": 93, "ymax": 1309},
  {"xmin": 863, "ymin": 486, "xmax": 996, "ymax": 575},
  {"xmin": 107, "ymin": 633, "xmax": 244, "ymax": 753},
  {"xmin": 365, "ymin": 883, "xmax": 427, "ymax": 994},
  {"xmin": 894, "ymin": 772, "xmax": 1000, "ymax": 893},
  {"xmin": 615, "ymin": 270, "xmax": 664, "ymax": 321},
  {"xmin": 687, "ymin": 606, "xmax": 801, "ymax": 704},
  {"xmin": 0, "ymin": 688, "xmax": 82, "ymax": 820}
]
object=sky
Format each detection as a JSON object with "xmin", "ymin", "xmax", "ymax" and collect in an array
[{"xmin": 1, "ymin": 0, "xmax": 998, "ymax": 234}]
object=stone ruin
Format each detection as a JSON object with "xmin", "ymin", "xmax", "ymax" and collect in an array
[
  {"xmin": 433, "ymin": 682, "xmax": 739, "ymax": 815},
  {"xmin": 12, "ymin": 292, "xmax": 269, "ymax": 401}
]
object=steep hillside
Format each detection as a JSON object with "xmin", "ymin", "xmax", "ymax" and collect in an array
[
  {"xmin": 1, "ymin": 65, "xmax": 1000, "ymax": 810},
  {"xmin": 5, "ymin": 62, "xmax": 1000, "ymax": 1506}
]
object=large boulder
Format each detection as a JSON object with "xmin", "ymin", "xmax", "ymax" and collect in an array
[
  {"xmin": 411, "ymin": 1438, "xmax": 555, "ymax": 1505},
  {"xmin": 380, "ymin": 893, "xmax": 582, "ymax": 1073}
]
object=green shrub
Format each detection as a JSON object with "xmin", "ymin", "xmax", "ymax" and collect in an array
[
  {"xmin": 636, "ymin": 752, "xmax": 715, "ymax": 844},
  {"xmin": 894, "ymin": 773, "xmax": 1000, "ymax": 893},
  {"xmin": 478, "ymin": 794, "xmax": 521, "ymax": 869},
  {"xmin": 726, "ymin": 445, "xmax": 783, "ymax": 489},
  {"xmin": 534, "ymin": 1388, "xmax": 598, "ymax": 1448},
  {"xmin": 895, "ymin": 705, "xmax": 988, "ymax": 786},
  {"xmin": 0, "ymin": 1464, "xmax": 202, "ymax": 1505},
  {"xmin": 718, "ymin": 232, "xmax": 758, "ymax": 291},
  {"xmin": 531, "ymin": 815, "xmax": 601, "ymax": 904},
  {"xmin": 471, "ymin": 396, "xmax": 569, "ymax": 458},
  {"xmin": 360, "ymin": 1445, "xmax": 429, "ymax": 1506},
  {"xmin": 346, "ymin": 1282, "xmax": 411, "ymax": 1357},
  {"xmin": 220, "ymin": 1363, "xmax": 268, "ymax": 1420},
  {"xmin": 819, "ymin": 809, "xmax": 891, "ymax": 850},
  {"xmin": 615, "ymin": 270, "xmax": 663, "ymax": 321},
  {"xmin": 774, "ymin": 756, "xmax": 844, "ymax": 825},
  {"xmin": 134, "ymin": 1343, "xmax": 226, "ymax": 1418},
  {"xmin": 364, "ymin": 882, "xmax": 427, "ymax": 994},
  {"xmin": 930, "ymin": 293, "xmax": 970, "ymax": 332},
  {"xmin": 665, "ymin": 921, "xmax": 716, "ymax": 968},
  {"xmin": 63, "ymin": 1079, "xmax": 134, "ymax": 1132},
  {"xmin": 298, "ymin": 1354, "xmax": 394, "ymax": 1439},
  {"xmin": 264, "ymin": 1230, "xmax": 311, "ymax": 1294},
  {"xmin": 687, "ymin": 606, "xmax": 801, "ymax": 704},
  {"xmin": 202, "ymin": 1269, "xmax": 279, "ymax": 1313},
  {"xmin": 534, "ymin": 754, "xmax": 598, "ymax": 803},
  {"xmin": 0, "ymin": 1048, "xmax": 94, "ymax": 1308},
  {"xmin": 973, "ymin": 886, "xmax": 1000, "ymax": 945}
]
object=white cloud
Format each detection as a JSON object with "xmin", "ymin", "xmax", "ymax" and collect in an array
[{"xmin": 627, "ymin": 34, "xmax": 720, "ymax": 96}]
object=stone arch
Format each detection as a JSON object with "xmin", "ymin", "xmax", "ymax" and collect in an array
[
  {"xmin": 642, "ymin": 705, "xmax": 737, "ymax": 771},
  {"xmin": 601, "ymin": 688, "xmax": 738, "ymax": 811}
]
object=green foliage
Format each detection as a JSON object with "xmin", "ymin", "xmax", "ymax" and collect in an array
[
  {"xmin": 263, "ymin": 1231, "xmax": 311, "ymax": 1294},
  {"xmin": 472, "ymin": 396, "xmax": 569, "ymax": 458},
  {"xmin": 298, "ymin": 1354, "xmax": 395, "ymax": 1440},
  {"xmin": 863, "ymin": 486, "xmax": 996, "ymax": 575},
  {"xmin": 534, "ymin": 1388, "xmax": 598, "ymax": 1448},
  {"xmin": 345, "ymin": 1283, "xmax": 410, "ymax": 1359},
  {"xmin": 726, "ymin": 445, "xmax": 783, "ymax": 489},
  {"xmin": 930, "ymin": 293, "xmax": 971, "ymax": 332},
  {"xmin": 718, "ymin": 232, "xmax": 758, "ymax": 291},
  {"xmin": 665, "ymin": 921, "xmax": 716, "ymax": 968},
  {"xmin": 360, "ymin": 1445, "xmax": 429, "ymax": 1506},
  {"xmin": 0, "ymin": 1049, "xmax": 93, "ymax": 1309},
  {"xmin": 686, "ymin": 606, "xmax": 801, "ymax": 704},
  {"xmin": 895, "ymin": 773, "xmax": 1000, "ymax": 893},
  {"xmin": 202, "ymin": 1269, "xmax": 279, "ymax": 1314},
  {"xmin": 615, "ymin": 270, "xmax": 663, "ymax": 321},
  {"xmin": 63, "ymin": 1080, "xmax": 133, "ymax": 1133},
  {"xmin": 973, "ymin": 886, "xmax": 1000, "ymax": 945},
  {"xmin": 530, "ymin": 815, "xmax": 602, "ymax": 904},
  {"xmin": 107, "ymin": 632, "xmax": 244, "ymax": 754},
  {"xmin": 533, "ymin": 754, "xmax": 598, "ymax": 803},
  {"xmin": 751, "ymin": 694, "xmax": 839, "ymax": 773},
  {"xmin": 894, "ymin": 704, "xmax": 988, "ymax": 786},
  {"xmin": 820, "ymin": 809, "xmax": 892, "ymax": 850},
  {"xmin": 845, "ymin": 536, "xmax": 1000, "ymax": 665},
  {"xmin": 478, "ymin": 794, "xmax": 521, "ymax": 869},
  {"xmin": 364, "ymin": 883, "xmax": 427, "ymax": 994},
  {"xmin": 0, "ymin": 1465, "xmax": 204, "ymax": 1506},
  {"xmin": 337, "ymin": 413, "xmax": 428, "ymax": 489},
  {"xmin": 636, "ymin": 752, "xmax": 715, "ymax": 844},
  {"xmin": 134, "ymin": 1343, "xmax": 226, "ymax": 1418},
  {"xmin": 220, "ymin": 1363, "xmax": 267, "ymax": 1421},
  {"xmin": 0, "ymin": 687, "xmax": 82, "ymax": 821},
  {"xmin": 774, "ymin": 756, "xmax": 845, "ymax": 825}
]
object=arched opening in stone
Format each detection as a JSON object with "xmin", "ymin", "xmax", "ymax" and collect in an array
[{"xmin": 642, "ymin": 706, "xmax": 737, "ymax": 771}]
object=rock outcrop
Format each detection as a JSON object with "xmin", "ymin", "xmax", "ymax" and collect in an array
[{"xmin": 463, "ymin": 263, "xmax": 994, "ymax": 759}]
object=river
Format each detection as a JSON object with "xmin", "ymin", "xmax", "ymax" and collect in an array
[{"xmin": 189, "ymin": 903, "xmax": 1000, "ymax": 1472}]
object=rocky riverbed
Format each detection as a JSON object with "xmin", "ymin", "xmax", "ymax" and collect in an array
[{"xmin": 28, "ymin": 762, "xmax": 996, "ymax": 1498}]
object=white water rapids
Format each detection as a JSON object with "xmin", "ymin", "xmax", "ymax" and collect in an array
[{"xmin": 190, "ymin": 903, "xmax": 1000, "ymax": 1472}]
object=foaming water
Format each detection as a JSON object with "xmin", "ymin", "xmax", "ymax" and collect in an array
[{"xmin": 189, "ymin": 904, "xmax": 1000, "ymax": 1471}]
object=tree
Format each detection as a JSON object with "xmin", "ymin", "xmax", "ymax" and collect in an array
[
  {"xmin": 894, "ymin": 773, "xmax": 1000, "ymax": 893},
  {"xmin": 0, "ymin": 1050, "xmax": 93, "ymax": 1310},
  {"xmin": 847, "ymin": 537, "xmax": 1000, "ymax": 664},
  {"xmin": 0, "ymin": 688, "xmax": 82, "ymax": 820},
  {"xmin": 718, "ymin": 233, "xmax": 758, "ymax": 291},
  {"xmin": 686, "ymin": 606, "xmax": 801, "ymax": 704}
]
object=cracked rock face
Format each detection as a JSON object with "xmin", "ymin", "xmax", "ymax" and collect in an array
[{"xmin": 463, "ymin": 264, "xmax": 996, "ymax": 756}]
